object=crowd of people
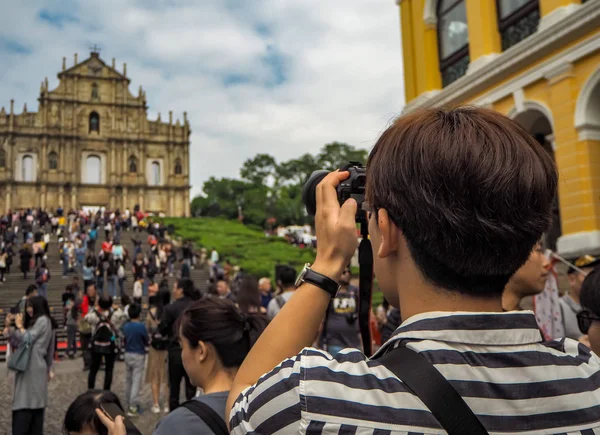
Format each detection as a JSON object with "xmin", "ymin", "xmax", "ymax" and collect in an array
[{"xmin": 4, "ymin": 107, "xmax": 600, "ymax": 434}]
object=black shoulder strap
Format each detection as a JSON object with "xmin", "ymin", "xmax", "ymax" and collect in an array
[
  {"xmin": 378, "ymin": 345, "xmax": 489, "ymax": 435},
  {"xmin": 181, "ymin": 400, "xmax": 228, "ymax": 435}
]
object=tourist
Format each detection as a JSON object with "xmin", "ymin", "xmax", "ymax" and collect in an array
[
  {"xmin": 96, "ymin": 258, "xmax": 105, "ymax": 292},
  {"xmin": 6, "ymin": 295, "xmax": 55, "ymax": 435},
  {"xmin": 83, "ymin": 256, "xmax": 96, "ymax": 290},
  {"xmin": 266, "ymin": 266, "xmax": 297, "ymax": 320},
  {"xmin": 0, "ymin": 247, "xmax": 8, "ymax": 282},
  {"xmin": 106, "ymin": 258, "xmax": 118, "ymax": 298},
  {"xmin": 122, "ymin": 303, "xmax": 148, "ymax": 416},
  {"xmin": 237, "ymin": 275, "xmax": 267, "ymax": 315},
  {"xmin": 65, "ymin": 298, "xmax": 78, "ymax": 359},
  {"xmin": 258, "ymin": 277, "xmax": 272, "ymax": 309},
  {"xmin": 63, "ymin": 390, "xmax": 125, "ymax": 435},
  {"xmin": 320, "ymin": 267, "xmax": 360, "ymax": 355},
  {"xmin": 159, "ymin": 278, "xmax": 197, "ymax": 410},
  {"xmin": 34, "ymin": 260, "xmax": 50, "ymax": 300},
  {"xmin": 561, "ymin": 255, "xmax": 600, "ymax": 340},
  {"xmin": 85, "ymin": 293, "xmax": 119, "ymax": 391},
  {"xmin": 152, "ymin": 298, "xmax": 267, "ymax": 435},
  {"xmin": 79, "ymin": 283, "xmax": 98, "ymax": 371},
  {"xmin": 146, "ymin": 290, "xmax": 171, "ymax": 414},
  {"xmin": 19, "ymin": 243, "xmax": 32, "ymax": 280},
  {"xmin": 579, "ymin": 267, "xmax": 600, "ymax": 354},
  {"xmin": 216, "ymin": 279, "xmax": 236, "ymax": 303},
  {"xmin": 15, "ymin": 284, "xmax": 38, "ymax": 315}
]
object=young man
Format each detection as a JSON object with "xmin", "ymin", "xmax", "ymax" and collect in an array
[
  {"xmin": 560, "ymin": 255, "xmax": 600, "ymax": 340},
  {"xmin": 227, "ymin": 108, "xmax": 600, "ymax": 433},
  {"xmin": 159, "ymin": 278, "xmax": 197, "ymax": 410},
  {"xmin": 123, "ymin": 303, "xmax": 148, "ymax": 416},
  {"xmin": 266, "ymin": 266, "xmax": 296, "ymax": 320},
  {"xmin": 85, "ymin": 294, "xmax": 119, "ymax": 391},
  {"xmin": 502, "ymin": 243, "xmax": 549, "ymax": 312}
]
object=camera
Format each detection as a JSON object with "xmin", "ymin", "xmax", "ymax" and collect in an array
[{"xmin": 302, "ymin": 162, "xmax": 366, "ymax": 219}]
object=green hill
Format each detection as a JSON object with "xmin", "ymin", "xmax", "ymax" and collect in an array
[{"xmin": 163, "ymin": 217, "xmax": 315, "ymax": 278}]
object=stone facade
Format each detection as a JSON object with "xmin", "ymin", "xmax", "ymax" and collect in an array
[{"xmin": 0, "ymin": 51, "xmax": 191, "ymax": 216}]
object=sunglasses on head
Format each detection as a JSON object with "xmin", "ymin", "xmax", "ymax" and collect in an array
[{"xmin": 576, "ymin": 309, "xmax": 600, "ymax": 334}]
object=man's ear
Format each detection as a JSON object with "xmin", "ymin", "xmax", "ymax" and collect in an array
[{"xmin": 376, "ymin": 209, "xmax": 399, "ymax": 258}]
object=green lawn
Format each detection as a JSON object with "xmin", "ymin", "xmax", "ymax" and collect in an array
[
  {"xmin": 163, "ymin": 217, "xmax": 316, "ymax": 279},
  {"xmin": 164, "ymin": 217, "xmax": 385, "ymax": 306}
]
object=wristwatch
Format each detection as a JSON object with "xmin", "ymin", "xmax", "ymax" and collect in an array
[{"xmin": 295, "ymin": 263, "xmax": 341, "ymax": 297}]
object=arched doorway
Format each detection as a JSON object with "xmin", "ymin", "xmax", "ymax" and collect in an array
[
  {"xmin": 512, "ymin": 105, "xmax": 561, "ymax": 251},
  {"xmin": 575, "ymin": 68, "xmax": 600, "ymax": 140}
]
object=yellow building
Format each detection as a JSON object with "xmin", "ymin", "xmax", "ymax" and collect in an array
[
  {"xmin": 397, "ymin": 0, "xmax": 600, "ymax": 258},
  {"xmin": 0, "ymin": 50, "xmax": 191, "ymax": 216}
]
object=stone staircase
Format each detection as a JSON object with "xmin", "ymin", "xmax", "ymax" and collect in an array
[{"xmin": 0, "ymin": 225, "xmax": 209, "ymax": 361}]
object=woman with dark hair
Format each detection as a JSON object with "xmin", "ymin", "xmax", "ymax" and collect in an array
[
  {"xmin": 150, "ymin": 298, "xmax": 269, "ymax": 434},
  {"xmin": 237, "ymin": 275, "xmax": 267, "ymax": 315},
  {"xmin": 83, "ymin": 256, "xmax": 96, "ymax": 290},
  {"xmin": 578, "ymin": 267, "xmax": 600, "ymax": 354},
  {"xmin": 63, "ymin": 390, "xmax": 124, "ymax": 435},
  {"xmin": 145, "ymin": 289, "xmax": 171, "ymax": 414},
  {"xmin": 7, "ymin": 295, "xmax": 55, "ymax": 435}
]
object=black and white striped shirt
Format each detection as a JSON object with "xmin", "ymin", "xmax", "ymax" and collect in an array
[{"xmin": 230, "ymin": 311, "xmax": 600, "ymax": 434}]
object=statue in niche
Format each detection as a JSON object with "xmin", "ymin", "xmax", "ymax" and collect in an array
[{"xmin": 91, "ymin": 83, "xmax": 99, "ymax": 101}]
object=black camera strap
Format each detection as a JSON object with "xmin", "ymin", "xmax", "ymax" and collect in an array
[
  {"xmin": 358, "ymin": 223, "xmax": 373, "ymax": 356},
  {"xmin": 378, "ymin": 345, "xmax": 489, "ymax": 435}
]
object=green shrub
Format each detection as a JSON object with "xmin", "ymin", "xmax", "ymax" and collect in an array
[{"xmin": 164, "ymin": 217, "xmax": 315, "ymax": 279}]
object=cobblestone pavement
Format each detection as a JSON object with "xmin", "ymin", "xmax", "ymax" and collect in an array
[{"xmin": 0, "ymin": 357, "xmax": 190, "ymax": 435}]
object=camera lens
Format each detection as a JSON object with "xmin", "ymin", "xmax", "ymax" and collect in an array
[{"xmin": 302, "ymin": 170, "xmax": 329, "ymax": 216}]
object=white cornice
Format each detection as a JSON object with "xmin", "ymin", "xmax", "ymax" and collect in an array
[
  {"xmin": 403, "ymin": 2, "xmax": 600, "ymax": 112},
  {"xmin": 538, "ymin": 3, "xmax": 581, "ymax": 32}
]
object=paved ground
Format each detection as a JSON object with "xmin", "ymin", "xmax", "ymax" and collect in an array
[{"xmin": 0, "ymin": 356, "xmax": 192, "ymax": 435}]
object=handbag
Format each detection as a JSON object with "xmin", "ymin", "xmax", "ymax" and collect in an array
[
  {"xmin": 378, "ymin": 344, "xmax": 489, "ymax": 435},
  {"xmin": 8, "ymin": 332, "xmax": 32, "ymax": 372}
]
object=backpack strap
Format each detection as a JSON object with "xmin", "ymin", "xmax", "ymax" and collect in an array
[
  {"xmin": 378, "ymin": 345, "xmax": 489, "ymax": 435},
  {"xmin": 276, "ymin": 295, "xmax": 286, "ymax": 309},
  {"xmin": 181, "ymin": 400, "xmax": 228, "ymax": 435}
]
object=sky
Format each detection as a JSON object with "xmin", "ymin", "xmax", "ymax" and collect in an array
[{"xmin": 0, "ymin": 0, "xmax": 405, "ymax": 197}]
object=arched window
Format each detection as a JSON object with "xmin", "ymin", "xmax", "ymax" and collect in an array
[
  {"xmin": 129, "ymin": 155, "xmax": 137, "ymax": 173},
  {"xmin": 174, "ymin": 158, "xmax": 182, "ymax": 175},
  {"xmin": 151, "ymin": 161, "xmax": 161, "ymax": 186},
  {"xmin": 48, "ymin": 151, "xmax": 58, "ymax": 170},
  {"xmin": 437, "ymin": 0, "xmax": 469, "ymax": 87},
  {"xmin": 91, "ymin": 83, "xmax": 99, "ymax": 101},
  {"xmin": 89, "ymin": 111, "xmax": 100, "ymax": 133},
  {"xmin": 0, "ymin": 150, "xmax": 5, "ymax": 168},
  {"xmin": 85, "ymin": 155, "xmax": 102, "ymax": 184},
  {"xmin": 22, "ymin": 155, "xmax": 34, "ymax": 182},
  {"xmin": 497, "ymin": 0, "xmax": 540, "ymax": 50}
]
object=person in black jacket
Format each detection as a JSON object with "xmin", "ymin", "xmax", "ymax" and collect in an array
[{"xmin": 159, "ymin": 278, "xmax": 197, "ymax": 411}]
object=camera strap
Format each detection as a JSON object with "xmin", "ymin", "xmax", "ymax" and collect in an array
[
  {"xmin": 378, "ymin": 345, "xmax": 489, "ymax": 435},
  {"xmin": 357, "ymin": 224, "xmax": 373, "ymax": 356}
]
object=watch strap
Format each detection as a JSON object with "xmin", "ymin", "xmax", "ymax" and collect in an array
[{"xmin": 302, "ymin": 268, "xmax": 340, "ymax": 297}]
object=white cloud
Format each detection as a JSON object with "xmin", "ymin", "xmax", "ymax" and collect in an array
[{"xmin": 0, "ymin": 0, "xmax": 405, "ymax": 197}]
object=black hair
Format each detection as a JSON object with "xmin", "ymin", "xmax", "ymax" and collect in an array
[
  {"xmin": 177, "ymin": 278, "xmax": 197, "ymax": 299},
  {"xmin": 128, "ymin": 303, "xmax": 141, "ymax": 319},
  {"xmin": 156, "ymin": 289, "xmax": 170, "ymax": 319},
  {"xmin": 25, "ymin": 284, "xmax": 37, "ymax": 297},
  {"xmin": 237, "ymin": 275, "xmax": 261, "ymax": 314},
  {"xmin": 98, "ymin": 293, "xmax": 113, "ymax": 310},
  {"xmin": 25, "ymin": 295, "xmax": 48, "ymax": 329},
  {"xmin": 581, "ymin": 267, "xmax": 600, "ymax": 317},
  {"xmin": 63, "ymin": 390, "xmax": 124, "ymax": 435},
  {"xmin": 278, "ymin": 266, "xmax": 297, "ymax": 288},
  {"xmin": 176, "ymin": 298, "xmax": 267, "ymax": 368},
  {"xmin": 121, "ymin": 293, "xmax": 131, "ymax": 307}
]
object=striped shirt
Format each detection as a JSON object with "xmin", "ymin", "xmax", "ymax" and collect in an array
[{"xmin": 230, "ymin": 311, "xmax": 600, "ymax": 434}]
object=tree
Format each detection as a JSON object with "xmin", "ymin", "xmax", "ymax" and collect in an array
[{"xmin": 192, "ymin": 142, "xmax": 368, "ymax": 227}]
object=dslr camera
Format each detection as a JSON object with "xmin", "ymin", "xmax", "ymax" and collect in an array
[{"xmin": 302, "ymin": 162, "xmax": 366, "ymax": 221}]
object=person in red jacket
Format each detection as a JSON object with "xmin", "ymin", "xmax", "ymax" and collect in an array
[{"xmin": 79, "ymin": 283, "xmax": 97, "ymax": 370}]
